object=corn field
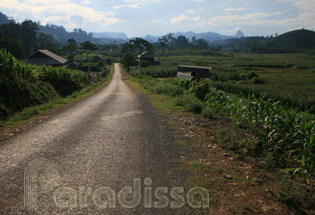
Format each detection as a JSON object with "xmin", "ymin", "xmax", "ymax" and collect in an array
[{"xmin": 0, "ymin": 49, "xmax": 89, "ymax": 121}]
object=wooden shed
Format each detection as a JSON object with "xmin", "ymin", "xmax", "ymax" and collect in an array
[
  {"xmin": 91, "ymin": 55, "xmax": 105, "ymax": 62},
  {"xmin": 28, "ymin": 49, "xmax": 67, "ymax": 67},
  {"xmin": 177, "ymin": 65, "xmax": 211, "ymax": 81},
  {"xmin": 138, "ymin": 51, "xmax": 155, "ymax": 64}
]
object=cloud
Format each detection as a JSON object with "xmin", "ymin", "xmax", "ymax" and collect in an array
[
  {"xmin": 123, "ymin": 0, "xmax": 160, "ymax": 2},
  {"xmin": 113, "ymin": 3, "xmax": 144, "ymax": 9},
  {"xmin": 193, "ymin": 0, "xmax": 206, "ymax": 2},
  {"xmin": 223, "ymin": 8, "xmax": 246, "ymax": 12},
  {"xmin": 229, "ymin": 27, "xmax": 241, "ymax": 33},
  {"xmin": 170, "ymin": 14, "xmax": 200, "ymax": 24},
  {"xmin": 187, "ymin": 9, "xmax": 195, "ymax": 14},
  {"xmin": 275, "ymin": 0, "xmax": 315, "ymax": 29},
  {"xmin": 0, "ymin": 0, "xmax": 119, "ymax": 28},
  {"xmin": 207, "ymin": 12, "xmax": 284, "ymax": 27},
  {"xmin": 82, "ymin": 0, "xmax": 91, "ymax": 5}
]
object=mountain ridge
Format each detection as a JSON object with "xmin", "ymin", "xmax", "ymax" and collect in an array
[{"xmin": 93, "ymin": 30, "xmax": 245, "ymax": 43}]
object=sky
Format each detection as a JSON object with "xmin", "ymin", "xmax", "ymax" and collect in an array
[{"xmin": 0, "ymin": 0, "xmax": 314, "ymax": 37}]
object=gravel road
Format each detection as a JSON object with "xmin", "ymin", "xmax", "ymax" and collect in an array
[{"xmin": 0, "ymin": 64, "xmax": 193, "ymax": 214}]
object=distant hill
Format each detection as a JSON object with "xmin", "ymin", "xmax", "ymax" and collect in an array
[
  {"xmin": 0, "ymin": 11, "xmax": 11, "ymax": 25},
  {"xmin": 137, "ymin": 30, "xmax": 245, "ymax": 43},
  {"xmin": 212, "ymin": 29, "xmax": 315, "ymax": 53},
  {"xmin": 92, "ymin": 32, "xmax": 128, "ymax": 40},
  {"xmin": 266, "ymin": 29, "xmax": 315, "ymax": 49}
]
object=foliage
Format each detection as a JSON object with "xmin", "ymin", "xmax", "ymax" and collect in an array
[
  {"xmin": 0, "ymin": 49, "xmax": 89, "ymax": 121},
  {"xmin": 0, "ymin": 50, "xmax": 57, "ymax": 120},
  {"xmin": 130, "ymin": 65, "xmax": 177, "ymax": 78},
  {"xmin": 120, "ymin": 42, "xmax": 138, "ymax": 71},
  {"xmin": 138, "ymin": 77, "xmax": 184, "ymax": 97},
  {"xmin": 175, "ymin": 93, "xmax": 203, "ymax": 113},
  {"xmin": 77, "ymin": 62, "xmax": 105, "ymax": 73},
  {"xmin": 200, "ymin": 86, "xmax": 315, "ymax": 180},
  {"xmin": 0, "ymin": 20, "xmax": 60, "ymax": 57},
  {"xmin": 135, "ymin": 70, "xmax": 315, "ymax": 180},
  {"xmin": 0, "ymin": 35, "xmax": 24, "ymax": 59}
]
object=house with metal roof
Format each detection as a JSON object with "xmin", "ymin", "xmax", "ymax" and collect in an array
[
  {"xmin": 138, "ymin": 51, "xmax": 155, "ymax": 64},
  {"xmin": 28, "ymin": 49, "xmax": 68, "ymax": 67},
  {"xmin": 177, "ymin": 65, "xmax": 211, "ymax": 81},
  {"xmin": 91, "ymin": 55, "xmax": 105, "ymax": 62}
]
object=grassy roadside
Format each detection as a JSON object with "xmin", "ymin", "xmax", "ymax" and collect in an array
[
  {"xmin": 122, "ymin": 68, "xmax": 315, "ymax": 215},
  {"xmin": 1, "ymin": 65, "xmax": 114, "ymax": 128}
]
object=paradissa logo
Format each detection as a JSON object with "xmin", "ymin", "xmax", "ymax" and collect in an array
[{"xmin": 25, "ymin": 159, "xmax": 209, "ymax": 210}]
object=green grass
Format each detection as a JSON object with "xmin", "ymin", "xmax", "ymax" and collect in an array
[
  {"xmin": 1, "ymin": 65, "xmax": 114, "ymax": 128},
  {"xmin": 160, "ymin": 52, "xmax": 315, "ymax": 113}
]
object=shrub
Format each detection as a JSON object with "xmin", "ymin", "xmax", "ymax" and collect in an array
[
  {"xmin": 176, "ymin": 93, "xmax": 203, "ymax": 113},
  {"xmin": 202, "ymin": 106, "xmax": 214, "ymax": 119},
  {"xmin": 252, "ymin": 77, "xmax": 266, "ymax": 84},
  {"xmin": 140, "ymin": 60, "xmax": 150, "ymax": 67},
  {"xmin": 191, "ymin": 82, "xmax": 210, "ymax": 100},
  {"xmin": 152, "ymin": 82, "xmax": 184, "ymax": 97}
]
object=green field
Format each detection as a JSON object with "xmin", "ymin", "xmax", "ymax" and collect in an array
[
  {"xmin": 158, "ymin": 53, "xmax": 315, "ymax": 112},
  {"xmin": 128, "ymin": 52, "xmax": 315, "ymax": 180}
]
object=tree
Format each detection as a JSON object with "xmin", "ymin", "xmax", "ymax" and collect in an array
[
  {"xmin": 37, "ymin": 33, "xmax": 60, "ymax": 53},
  {"xmin": 0, "ymin": 36, "xmax": 24, "ymax": 59},
  {"xmin": 80, "ymin": 41, "xmax": 97, "ymax": 62},
  {"xmin": 120, "ymin": 42, "xmax": 138, "ymax": 71},
  {"xmin": 130, "ymin": 38, "xmax": 153, "ymax": 55},
  {"xmin": 120, "ymin": 38, "xmax": 153, "ymax": 71},
  {"xmin": 174, "ymin": 35, "xmax": 190, "ymax": 49},
  {"xmin": 62, "ymin": 38, "xmax": 78, "ymax": 60},
  {"xmin": 80, "ymin": 41, "xmax": 97, "ymax": 73}
]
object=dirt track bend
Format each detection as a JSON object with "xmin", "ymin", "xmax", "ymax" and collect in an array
[{"xmin": 0, "ymin": 64, "xmax": 193, "ymax": 215}]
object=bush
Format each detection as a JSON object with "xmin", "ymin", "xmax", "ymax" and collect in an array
[
  {"xmin": 152, "ymin": 82, "xmax": 184, "ymax": 97},
  {"xmin": 252, "ymin": 77, "xmax": 266, "ymax": 84},
  {"xmin": 0, "ymin": 49, "xmax": 90, "ymax": 120},
  {"xmin": 140, "ymin": 60, "xmax": 150, "ymax": 67},
  {"xmin": 202, "ymin": 106, "xmax": 214, "ymax": 119},
  {"xmin": 130, "ymin": 65, "xmax": 177, "ymax": 78},
  {"xmin": 191, "ymin": 82, "xmax": 210, "ymax": 100},
  {"xmin": 176, "ymin": 93, "xmax": 203, "ymax": 113}
]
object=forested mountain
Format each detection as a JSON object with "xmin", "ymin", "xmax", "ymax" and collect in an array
[
  {"xmin": 39, "ymin": 24, "xmax": 101, "ymax": 45},
  {"xmin": 212, "ymin": 29, "xmax": 315, "ymax": 53},
  {"xmin": 266, "ymin": 29, "xmax": 315, "ymax": 49},
  {"xmin": 0, "ymin": 12, "xmax": 10, "ymax": 25},
  {"xmin": 0, "ymin": 20, "xmax": 60, "ymax": 57},
  {"xmin": 93, "ymin": 32, "xmax": 128, "ymax": 40}
]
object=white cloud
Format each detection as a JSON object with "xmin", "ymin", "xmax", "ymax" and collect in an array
[
  {"xmin": 200, "ymin": 7, "xmax": 205, "ymax": 11},
  {"xmin": 113, "ymin": 3, "xmax": 144, "ymax": 9},
  {"xmin": 229, "ymin": 27, "xmax": 241, "ymax": 33},
  {"xmin": 223, "ymin": 8, "xmax": 246, "ymax": 12},
  {"xmin": 207, "ymin": 12, "xmax": 284, "ymax": 27},
  {"xmin": 82, "ymin": 0, "xmax": 91, "ymax": 5},
  {"xmin": 193, "ymin": 0, "xmax": 206, "ymax": 2},
  {"xmin": 187, "ymin": 9, "xmax": 195, "ymax": 14},
  {"xmin": 170, "ymin": 14, "xmax": 200, "ymax": 24},
  {"xmin": 0, "ymin": 0, "xmax": 120, "ymax": 28}
]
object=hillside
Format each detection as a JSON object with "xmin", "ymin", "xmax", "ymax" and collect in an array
[
  {"xmin": 266, "ymin": 29, "xmax": 315, "ymax": 49},
  {"xmin": 0, "ymin": 11, "xmax": 10, "ymax": 25},
  {"xmin": 212, "ymin": 29, "xmax": 315, "ymax": 53}
]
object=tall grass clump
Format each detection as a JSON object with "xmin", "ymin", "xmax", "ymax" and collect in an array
[
  {"xmin": 0, "ymin": 49, "xmax": 89, "ymax": 122},
  {"xmin": 130, "ymin": 65, "xmax": 177, "ymax": 78}
]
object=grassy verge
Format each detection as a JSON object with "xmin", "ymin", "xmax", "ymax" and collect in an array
[
  {"xmin": 1, "ymin": 65, "xmax": 114, "ymax": 128},
  {"xmin": 123, "ymin": 68, "xmax": 315, "ymax": 214}
]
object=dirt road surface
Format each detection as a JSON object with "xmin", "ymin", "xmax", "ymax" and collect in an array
[{"xmin": 0, "ymin": 64, "xmax": 194, "ymax": 214}]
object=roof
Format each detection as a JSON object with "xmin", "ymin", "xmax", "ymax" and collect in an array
[
  {"xmin": 91, "ymin": 55, "xmax": 105, "ymax": 60},
  {"xmin": 178, "ymin": 65, "xmax": 212, "ymax": 71},
  {"xmin": 29, "ymin": 50, "xmax": 67, "ymax": 65},
  {"xmin": 177, "ymin": 72, "xmax": 194, "ymax": 80},
  {"xmin": 138, "ymin": 51, "xmax": 154, "ymax": 58}
]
